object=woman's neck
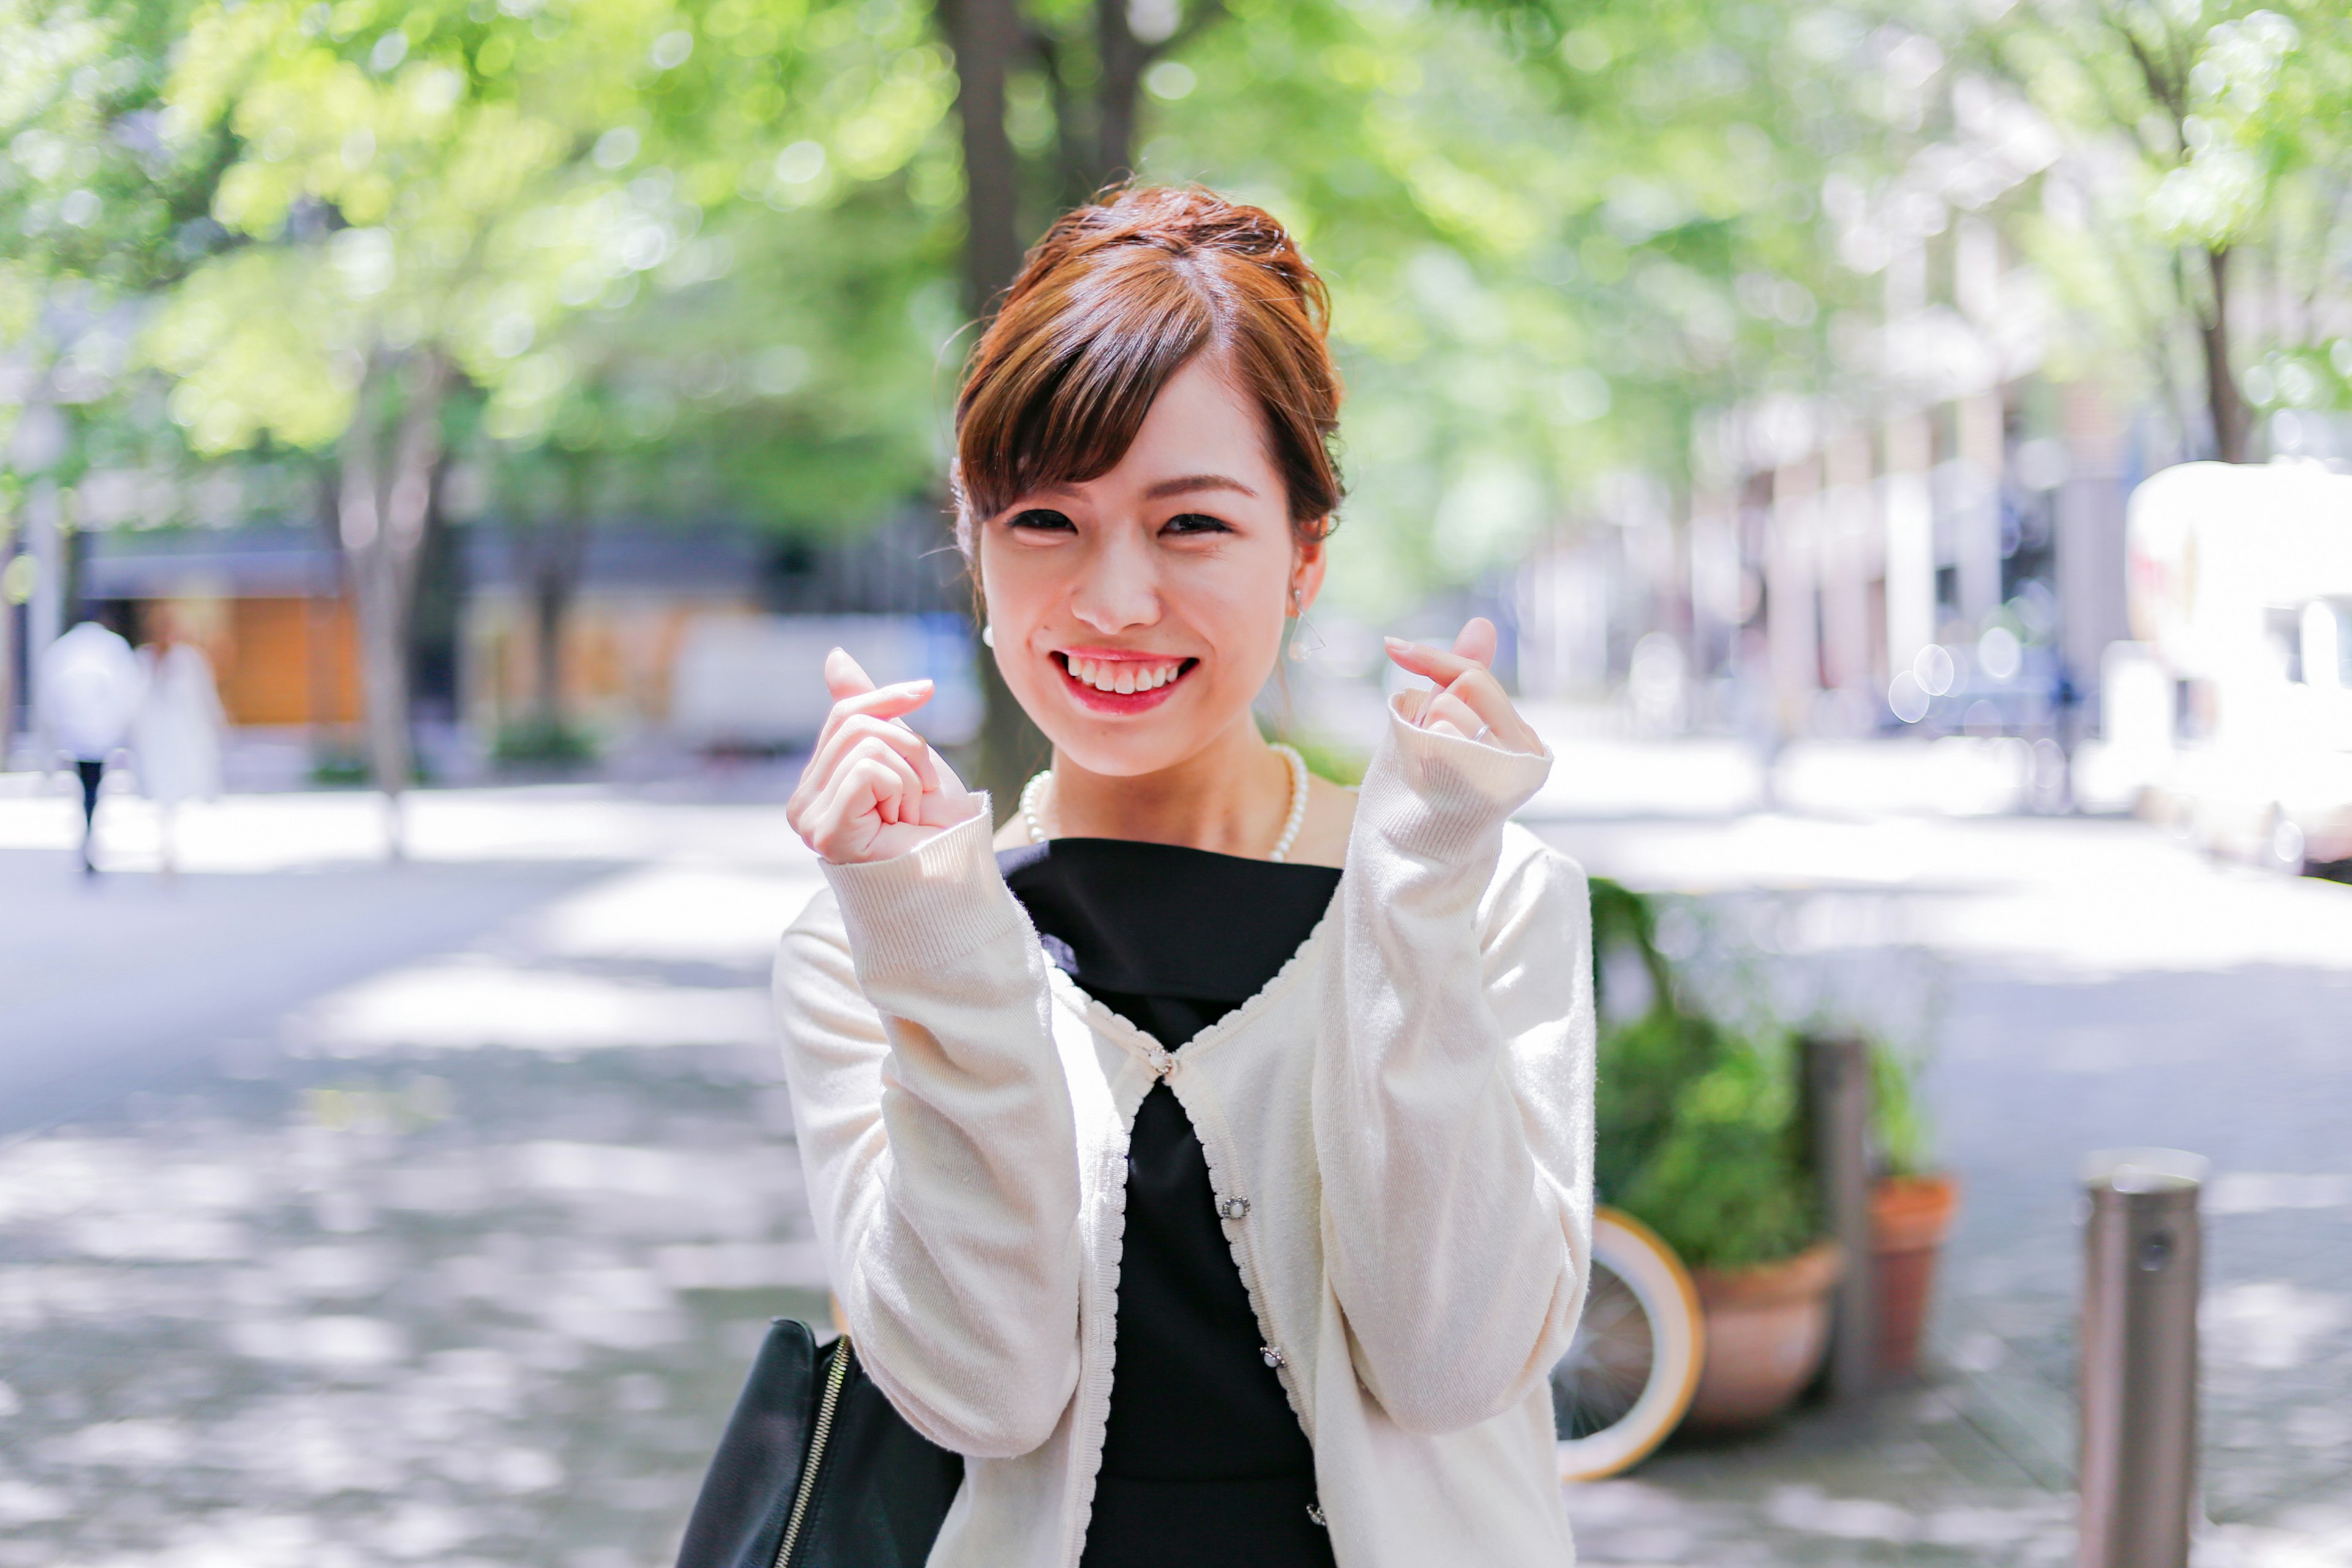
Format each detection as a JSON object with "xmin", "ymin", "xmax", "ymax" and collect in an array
[{"xmin": 1046, "ymin": 718, "xmax": 1292, "ymax": 858}]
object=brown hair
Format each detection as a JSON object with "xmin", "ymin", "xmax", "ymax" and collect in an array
[{"xmin": 952, "ymin": 185, "xmax": 1343, "ymax": 555}]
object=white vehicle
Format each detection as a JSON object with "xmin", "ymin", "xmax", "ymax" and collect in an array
[{"xmin": 2125, "ymin": 459, "xmax": 2352, "ymax": 868}]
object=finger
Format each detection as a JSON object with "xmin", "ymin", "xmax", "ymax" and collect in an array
[
  {"xmin": 810, "ymin": 711, "xmax": 936, "ymax": 797},
  {"xmin": 1434, "ymin": 670, "xmax": 1543, "ymax": 753},
  {"xmin": 846, "ymin": 734, "xmax": 926, "ymax": 823},
  {"xmin": 913, "ymin": 745, "xmax": 975, "ymax": 823},
  {"xmin": 1452, "ymin": 616, "xmax": 1498, "ymax": 668},
  {"xmin": 1384, "ymin": 636, "xmax": 1485, "ymax": 688},
  {"xmin": 824, "ymin": 647, "xmax": 878, "ymax": 701},
  {"xmin": 812, "ymin": 679, "xmax": 933, "ymax": 757},
  {"xmin": 802, "ymin": 777, "xmax": 878, "ymax": 863},
  {"xmin": 798, "ymin": 718, "xmax": 913, "ymax": 820},
  {"xmin": 1420, "ymin": 688, "xmax": 1483, "ymax": 742},
  {"xmin": 830, "ymin": 752, "xmax": 915, "ymax": 835},
  {"xmin": 806, "ymin": 724, "xmax": 925, "ymax": 829},
  {"xmin": 795, "ymin": 756, "xmax": 867, "ymax": 859}
]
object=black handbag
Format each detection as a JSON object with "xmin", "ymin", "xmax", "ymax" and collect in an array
[{"xmin": 677, "ymin": 1319, "xmax": 963, "ymax": 1568}]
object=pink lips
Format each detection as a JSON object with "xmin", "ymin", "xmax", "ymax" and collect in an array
[{"xmin": 1055, "ymin": 650, "xmax": 1195, "ymax": 715}]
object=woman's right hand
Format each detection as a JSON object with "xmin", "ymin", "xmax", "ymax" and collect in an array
[{"xmin": 787, "ymin": 649, "xmax": 981, "ymax": 865}]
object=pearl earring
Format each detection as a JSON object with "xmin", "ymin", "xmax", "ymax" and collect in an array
[{"xmin": 981, "ymin": 624, "xmax": 995, "ymax": 649}]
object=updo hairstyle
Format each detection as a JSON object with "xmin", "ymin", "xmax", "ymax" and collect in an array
[{"xmin": 952, "ymin": 185, "xmax": 1344, "ymax": 556}]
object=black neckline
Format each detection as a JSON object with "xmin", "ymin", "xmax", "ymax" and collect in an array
[{"xmin": 998, "ymin": 838, "xmax": 1340, "ymax": 1006}]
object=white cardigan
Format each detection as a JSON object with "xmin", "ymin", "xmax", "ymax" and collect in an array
[{"xmin": 772, "ymin": 712, "xmax": 1596, "ymax": 1567}]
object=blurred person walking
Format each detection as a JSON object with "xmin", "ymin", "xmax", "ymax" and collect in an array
[
  {"xmin": 771, "ymin": 187, "xmax": 1596, "ymax": 1568},
  {"xmin": 131, "ymin": 626, "xmax": 227, "ymax": 876},
  {"xmin": 37, "ymin": 619, "xmax": 143, "ymax": 875}
]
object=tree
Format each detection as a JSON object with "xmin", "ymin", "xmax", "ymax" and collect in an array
[
  {"xmin": 1989, "ymin": 0, "xmax": 2352, "ymax": 462},
  {"xmin": 1121, "ymin": 0, "xmax": 1888, "ymax": 608},
  {"xmin": 0, "ymin": 0, "xmax": 234, "ymax": 738},
  {"xmin": 148, "ymin": 0, "xmax": 957, "ymax": 829},
  {"xmin": 473, "ymin": 178, "xmax": 960, "ymax": 752}
]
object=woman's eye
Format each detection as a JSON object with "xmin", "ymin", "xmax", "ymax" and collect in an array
[
  {"xmin": 1162, "ymin": 512, "xmax": 1231, "ymax": 536},
  {"xmin": 1008, "ymin": 508, "xmax": 1077, "ymax": 533}
]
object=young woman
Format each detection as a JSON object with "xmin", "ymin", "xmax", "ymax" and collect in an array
[{"xmin": 778, "ymin": 186, "xmax": 1595, "ymax": 1568}]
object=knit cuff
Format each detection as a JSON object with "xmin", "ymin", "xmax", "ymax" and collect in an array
[
  {"xmin": 1359, "ymin": 702, "xmax": 1553, "ymax": 864},
  {"xmin": 820, "ymin": 801, "xmax": 1024, "ymax": 979}
]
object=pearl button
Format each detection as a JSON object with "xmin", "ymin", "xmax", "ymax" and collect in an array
[
  {"xmin": 1219, "ymin": 1196, "xmax": 1251, "ymax": 1221},
  {"xmin": 1260, "ymin": 1344, "xmax": 1285, "ymax": 1368}
]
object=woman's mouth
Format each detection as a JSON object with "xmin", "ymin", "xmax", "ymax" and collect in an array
[{"xmin": 1055, "ymin": 650, "xmax": 1196, "ymax": 713}]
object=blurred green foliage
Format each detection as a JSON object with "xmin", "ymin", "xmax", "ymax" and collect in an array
[
  {"xmin": 492, "ymin": 715, "xmax": 599, "ymax": 766},
  {"xmin": 1868, "ymin": 1028, "xmax": 1934, "ymax": 1179},
  {"xmin": 1591, "ymin": 875, "xmax": 1820, "ymax": 1272},
  {"xmin": 1977, "ymin": 0, "xmax": 2352, "ymax": 456},
  {"xmin": 7, "ymin": 0, "xmax": 2350, "ymax": 585},
  {"xmin": 1, "ymin": 0, "xmax": 1904, "ymax": 603}
]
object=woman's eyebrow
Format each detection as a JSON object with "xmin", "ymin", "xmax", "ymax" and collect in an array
[{"xmin": 1144, "ymin": 473, "xmax": 1259, "ymax": 500}]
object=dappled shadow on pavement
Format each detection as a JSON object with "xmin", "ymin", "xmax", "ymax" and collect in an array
[{"xmin": 0, "ymin": 1042, "xmax": 821, "ymax": 1568}]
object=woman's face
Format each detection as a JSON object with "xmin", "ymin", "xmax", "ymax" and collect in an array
[{"xmin": 977, "ymin": 354, "xmax": 1323, "ymax": 778}]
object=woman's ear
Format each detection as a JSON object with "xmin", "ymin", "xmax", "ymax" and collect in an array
[{"xmin": 1291, "ymin": 533, "xmax": 1329, "ymax": 614}]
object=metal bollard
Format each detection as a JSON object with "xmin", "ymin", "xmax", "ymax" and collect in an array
[
  {"xmin": 1805, "ymin": 1033, "xmax": 1876, "ymax": 1402},
  {"xmin": 2078, "ymin": 1148, "xmax": 2207, "ymax": 1568}
]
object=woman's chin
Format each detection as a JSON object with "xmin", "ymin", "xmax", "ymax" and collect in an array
[{"xmin": 1031, "ymin": 708, "xmax": 1223, "ymax": 780}]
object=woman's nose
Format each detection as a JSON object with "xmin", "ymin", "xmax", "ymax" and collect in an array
[{"xmin": 1069, "ymin": 535, "xmax": 1161, "ymax": 633}]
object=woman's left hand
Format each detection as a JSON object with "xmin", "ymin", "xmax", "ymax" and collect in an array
[{"xmin": 1383, "ymin": 617, "xmax": 1545, "ymax": 756}]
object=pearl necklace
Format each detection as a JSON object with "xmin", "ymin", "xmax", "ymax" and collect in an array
[{"xmin": 1021, "ymin": 742, "xmax": 1311, "ymax": 862}]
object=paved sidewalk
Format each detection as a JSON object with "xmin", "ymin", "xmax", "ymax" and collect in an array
[
  {"xmin": 0, "ymin": 791, "xmax": 828, "ymax": 1567},
  {"xmin": 1, "ymin": 785, "xmax": 2347, "ymax": 1566}
]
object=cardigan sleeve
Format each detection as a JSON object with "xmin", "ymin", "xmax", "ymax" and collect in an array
[
  {"xmin": 772, "ymin": 807, "xmax": 1084, "ymax": 1458},
  {"xmin": 1316, "ymin": 707, "xmax": 1596, "ymax": 1434}
]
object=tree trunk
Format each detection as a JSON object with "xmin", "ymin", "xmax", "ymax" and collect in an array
[
  {"xmin": 944, "ymin": 0, "xmax": 1028, "ymax": 325},
  {"xmin": 0, "ymin": 530, "xmax": 15, "ymax": 761},
  {"xmin": 516, "ymin": 459, "xmax": 591, "ymax": 735},
  {"xmin": 339, "ymin": 351, "xmax": 449, "ymax": 854},
  {"xmin": 2200, "ymin": 245, "xmax": 2252, "ymax": 464},
  {"xmin": 529, "ymin": 546, "xmax": 573, "ymax": 732},
  {"xmin": 944, "ymin": 0, "xmax": 1050, "ymax": 816},
  {"xmin": 1092, "ymin": 0, "xmax": 1151, "ymax": 192}
]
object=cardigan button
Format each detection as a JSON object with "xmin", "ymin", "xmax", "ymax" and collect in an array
[
  {"xmin": 1219, "ymin": 1196, "xmax": 1251, "ymax": 1221},
  {"xmin": 1306, "ymin": 1502, "xmax": 1327, "ymax": 1528},
  {"xmin": 1260, "ymin": 1344, "xmax": 1286, "ymax": 1369}
]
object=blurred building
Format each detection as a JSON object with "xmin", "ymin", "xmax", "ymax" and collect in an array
[
  {"xmin": 1, "ymin": 508, "xmax": 976, "ymax": 774},
  {"xmin": 77, "ymin": 527, "xmax": 361, "ymax": 729},
  {"xmin": 462, "ymin": 527, "xmax": 764, "ymax": 741},
  {"xmin": 1514, "ymin": 217, "xmax": 2160, "ymax": 752},
  {"xmin": 462, "ymin": 510, "xmax": 971, "ymax": 748}
]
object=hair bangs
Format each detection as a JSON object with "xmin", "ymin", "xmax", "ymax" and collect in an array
[{"xmin": 954, "ymin": 185, "xmax": 1344, "ymax": 556}]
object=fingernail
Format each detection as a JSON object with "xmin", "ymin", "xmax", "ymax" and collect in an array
[{"xmin": 1384, "ymin": 636, "xmax": 1409, "ymax": 649}]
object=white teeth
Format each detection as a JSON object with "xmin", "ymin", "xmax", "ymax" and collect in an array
[{"xmin": 1065, "ymin": 657, "xmax": 1182, "ymax": 693}]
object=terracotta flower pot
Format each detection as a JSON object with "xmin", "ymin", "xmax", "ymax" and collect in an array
[
  {"xmin": 1871, "ymin": 1173, "xmax": 1961, "ymax": 1380},
  {"xmin": 1681, "ymin": 1239, "xmax": 1843, "ymax": 1432}
]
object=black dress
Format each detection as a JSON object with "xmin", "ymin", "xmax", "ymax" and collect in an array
[{"xmin": 998, "ymin": 838, "xmax": 1343, "ymax": 1568}]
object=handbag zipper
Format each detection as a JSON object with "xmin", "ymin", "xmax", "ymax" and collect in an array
[{"xmin": 773, "ymin": 1334, "xmax": 853, "ymax": 1568}]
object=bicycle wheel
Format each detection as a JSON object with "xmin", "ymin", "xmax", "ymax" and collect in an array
[{"xmin": 1551, "ymin": 1207, "xmax": 1705, "ymax": 1481}]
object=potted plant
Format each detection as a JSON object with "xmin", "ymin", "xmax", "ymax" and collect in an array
[
  {"xmin": 1866, "ymin": 1036, "xmax": 1960, "ymax": 1381},
  {"xmin": 1591, "ymin": 881, "xmax": 1841, "ymax": 1433}
]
